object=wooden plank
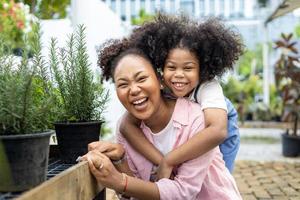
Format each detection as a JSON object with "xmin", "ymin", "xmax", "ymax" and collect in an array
[{"xmin": 16, "ymin": 161, "xmax": 104, "ymax": 200}]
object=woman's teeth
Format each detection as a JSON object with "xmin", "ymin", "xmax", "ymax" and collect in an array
[{"xmin": 133, "ymin": 98, "xmax": 147, "ymax": 105}]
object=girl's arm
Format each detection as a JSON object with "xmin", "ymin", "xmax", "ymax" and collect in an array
[
  {"xmin": 120, "ymin": 112, "xmax": 163, "ymax": 165},
  {"xmin": 157, "ymin": 108, "xmax": 227, "ymax": 178}
]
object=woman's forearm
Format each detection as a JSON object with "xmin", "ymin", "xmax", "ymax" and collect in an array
[
  {"xmin": 122, "ymin": 176, "xmax": 160, "ymax": 200},
  {"xmin": 113, "ymin": 162, "xmax": 160, "ymax": 200}
]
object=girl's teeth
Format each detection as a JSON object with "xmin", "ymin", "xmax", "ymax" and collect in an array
[{"xmin": 174, "ymin": 83, "xmax": 186, "ymax": 87}]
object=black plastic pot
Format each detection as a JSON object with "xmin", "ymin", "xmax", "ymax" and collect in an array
[
  {"xmin": 54, "ymin": 121, "xmax": 102, "ymax": 164},
  {"xmin": 0, "ymin": 130, "xmax": 53, "ymax": 192},
  {"xmin": 281, "ymin": 133, "xmax": 300, "ymax": 157}
]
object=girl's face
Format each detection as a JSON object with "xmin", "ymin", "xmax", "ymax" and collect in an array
[
  {"xmin": 163, "ymin": 48, "xmax": 200, "ymax": 97},
  {"xmin": 114, "ymin": 55, "xmax": 162, "ymax": 121}
]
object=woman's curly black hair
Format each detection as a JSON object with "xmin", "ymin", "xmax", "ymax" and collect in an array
[
  {"xmin": 129, "ymin": 14, "xmax": 244, "ymax": 84},
  {"xmin": 97, "ymin": 38, "xmax": 153, "ymax": 82}
]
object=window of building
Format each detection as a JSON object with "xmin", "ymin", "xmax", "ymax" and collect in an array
[
  {"xmin": 121, "ymin": 0, "xmax": 126, "ymax": 17},
  {"xmin": 170, "ymin": 0, "xmax": 176, "ymax": 13},
  {"xmin": 180, "ymin": 0, "xmax": 194, "ymax": 15},
  {"xmin": 131, "ymin": 0, "xmax": 136, "ymax": 16},
  {"xmin": 219, "ymin": 0, "xmax": 225, "ymax": 17},
  {"xmin": 160, "ymin": 0, "xmax": 166, "ymax": 12},
  {"xmin": 141, "ymin": 0, "xmax": 146, "ymax": 11},
  {"xmin": 239, "ymin": 0, "xmax": 245, "ymax": 17},
  {"xmin": 209, "ymin": 0, "xmax": 215, "ymax": 15},
  {"xmin": 150, "ymin": 0, "xmax": 156, "ymax": 14},
  {"xmin": 229, "ymin": 0, "xmax": 235, "ymax": 18},
  {"xmin": 111, "ymin": 0, "xmax": 116, "ymax": 12},
  {"xmin": 199, "ymin": 0, "xmax": 204, "ymax": 16}
]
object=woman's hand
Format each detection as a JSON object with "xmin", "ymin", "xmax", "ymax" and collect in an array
[
  {"xmin": 88, "ymin": 141, "xmax": 125, "ymax": 161},
  {"xmin": 81, "ymin": 150, "xmax": 125, "ymax": 192}
]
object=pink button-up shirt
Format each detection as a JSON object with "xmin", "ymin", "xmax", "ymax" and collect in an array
[{"xmin": 117, "ymin": 98, "xmax": 242, "ymax": 200}]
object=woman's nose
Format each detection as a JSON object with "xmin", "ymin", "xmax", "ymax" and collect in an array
[{"xmin": 129, "ymin": 84, "xmax": 141, "ymax": 96}]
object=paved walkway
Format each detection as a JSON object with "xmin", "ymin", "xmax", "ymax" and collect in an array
[{"xmin": 234, "ymin": 161, "xmax": 300, "ymax": 200}]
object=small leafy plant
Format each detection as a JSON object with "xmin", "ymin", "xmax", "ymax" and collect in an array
[
  {"xmin": 49, "ymin": 25, "xmax": 109, "ymax": 122},
  {"xmin": 0, "ymin": 25, "xmax": 57, "ymax": 135}
]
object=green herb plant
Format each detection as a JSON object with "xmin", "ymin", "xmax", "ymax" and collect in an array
[
  {"xmin": 0, "ymin": 24, "xmax": 57, "ymax": 135},
  {"xmin": 49, "ymin": 25, "xmax": 109, "ymax": 122}
]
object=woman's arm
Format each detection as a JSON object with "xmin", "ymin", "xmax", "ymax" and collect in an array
[
  {"xmin": 84, "ymin": 150, "xmax": 160, "ymax": 200},
  {"xmin": 120, "ymin": 112, "xmax": 163, "ymax": 165}
]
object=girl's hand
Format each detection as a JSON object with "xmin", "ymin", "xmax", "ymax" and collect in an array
[
  {"xmin": 81, "ymin": 150, "xmax": 124, "ymax": 192},
  {"xmin": 88, "ymin": 141, "xmax": 125, "ymax": 161},
  {"xmin": 155, "ymin": 158, "xmax": 174, "ymax": 180}
]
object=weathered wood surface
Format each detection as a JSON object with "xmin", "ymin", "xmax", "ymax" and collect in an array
[{"xmin": 16, "ymin": 161, "xmax": 104, "ymax": 200}]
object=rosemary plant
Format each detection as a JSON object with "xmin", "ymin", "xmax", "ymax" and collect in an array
[
  {"xmin": 0, "ymin": 25, "xmax": 57, "ymax": 135},
  {"xmin": 49, "ymin": 25, "xmax": 109, "ymax": 122}
]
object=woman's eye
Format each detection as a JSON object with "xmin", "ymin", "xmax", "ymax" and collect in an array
[
  {"xmin": 117, "ymin": 83, "xmax": 128, "ymax": 88},
  {"xmin": 137, "ymin": 76, "xmax": 147, "ymax": 82}
]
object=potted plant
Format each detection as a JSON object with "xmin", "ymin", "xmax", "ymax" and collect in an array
[
  {"xmin": 49, "ymin": 25, "xmax": 109, "ymax": 164},
  {"xmin": 274, "ymin": 33, "xmax": 300, "ymax": 157},
  {"xmin": 0, "ymin": 25, "xmax": 57, "ymax": 191}
]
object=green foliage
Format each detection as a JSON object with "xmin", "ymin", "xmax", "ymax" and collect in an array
[
  {"xmin": 223, "ymin": 75, "xmax": 282, "ymax": 121},
  {"xmin": 49, "ymin": 25, "xmax": 109, "ymax": 122},
  {"xmin": 0, "ymin": 24, "xmax": 58, "ymax": 135},
  {"xmin": 131, "ymin": 9, "xmax": 155, "ymax": 25},
  {"xmin": 294, "ymin": 24, "xmax": 300, "ymax": 38},
  {"xmin": 100, "ymin": 122, "xmax": 112, "ymax": 138},
  {"xmin": 16, "ymin": 0, "xmax": 70, "ymax": 19},
  {"xmin": 236, "ymin": 44, "xmax": 265, "ymax": 80}
]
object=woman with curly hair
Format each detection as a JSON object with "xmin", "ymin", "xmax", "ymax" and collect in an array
[
  {"xmin": 118, "ymin": 14, "xmax": 244, "ymax": 180},
  {"xmin": 82, "ymin": 37, "xmax": 242, "ymax": 199}
]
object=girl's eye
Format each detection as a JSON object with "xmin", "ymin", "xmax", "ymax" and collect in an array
[
  {"xmin": 184, "ymin": 66, "xmax": 194, "ymax": 71},
  {"xmin": 166, "ymin": 66, "xmax": 176, "ymax": 71}
]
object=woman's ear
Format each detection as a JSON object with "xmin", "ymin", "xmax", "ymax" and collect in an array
[{"xmin": 160, "ymin": 83, "xmax": 164, "ymax": 90}]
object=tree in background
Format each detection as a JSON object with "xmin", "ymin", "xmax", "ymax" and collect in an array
[
  {"xmin": 223, "ymin": 43, "xmax": 282, "ymax": 122},
  {"xmin": 16, "ymin": 0, "xmax": 70, "ymax": 19},
  {"xmin": 237, "ymin": 44, "xmax": 263, "ymax": 80},
  {"xmin": 131, "ymin": 9, "xmax": 154, "ymax": 25}
]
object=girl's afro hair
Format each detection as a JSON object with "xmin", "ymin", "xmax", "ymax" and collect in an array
[{"xmin": 129, "ymin": 14, "xmax": 244, "ymax": 83}]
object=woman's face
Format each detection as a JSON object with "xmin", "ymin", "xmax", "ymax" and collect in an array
[
  {"xmin": 114, "ymin": 55, "xmax": 162, "ymax": 121},
  {"xmin": 163, "ymin": 48, "xmax": 200, "ymax": 97}
]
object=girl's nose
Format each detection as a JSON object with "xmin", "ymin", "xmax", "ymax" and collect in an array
[
  {"xmin": 174, "ymin": 70, "xmax": 184, "ymax": 78},
  {"xmin": 129, "ymin": 84, "xmax": 141, "ymax": 96}
]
